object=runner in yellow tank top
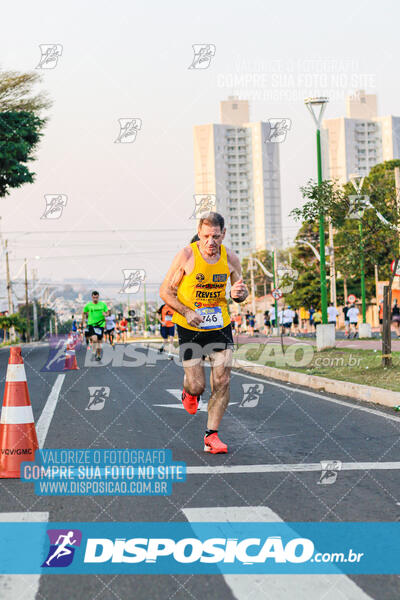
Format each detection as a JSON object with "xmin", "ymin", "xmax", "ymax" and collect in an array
[{"xmin": 160, "ymin": 212, "xmax": 249, "ymax": 454}]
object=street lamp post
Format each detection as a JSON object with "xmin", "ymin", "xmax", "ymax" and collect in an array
[
  {"xmin": 305, "ymin": 97, "xmax": 329, "ymax": 324},
  {"xmin": 349, "ymin": 175, "xmax": 367, "ymax": 324}
]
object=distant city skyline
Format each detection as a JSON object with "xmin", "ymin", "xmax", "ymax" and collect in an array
[{"xmin": 0, "ymin": 0, "xmax": 399, "ymax": 303}]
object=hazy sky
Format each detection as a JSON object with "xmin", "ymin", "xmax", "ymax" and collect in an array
[{"xmin": 1, "ymin": 0, "xmax": 399, "ymax": 301}]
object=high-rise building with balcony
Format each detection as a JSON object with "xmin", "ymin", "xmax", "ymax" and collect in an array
[
  {"xmin": 322, "ymin": 91, "xmax": 400, "ymax": 183},
  {"xmin": 193, "ymin": 97, "xmax": 283, "ymax": 258}
]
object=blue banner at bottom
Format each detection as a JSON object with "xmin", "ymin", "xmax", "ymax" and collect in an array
[{"xmin": 0, "ymin": 522, "xmax": 398, "ymax": 574}]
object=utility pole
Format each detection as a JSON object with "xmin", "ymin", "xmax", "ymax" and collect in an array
[
  {"xmin": 32, "ymin": 269, "xmax": 39, "ymax": 341},
  {"xmin": 5, "ymin": 240, "xmax": 16, "ymax": 342},
  {"xmin": 5, "ymin": 241, "xmax": 13, "ymax": 314},
  {"xmin": 24, "ymin": 258, "xmax": 30, "ymax": 342}
]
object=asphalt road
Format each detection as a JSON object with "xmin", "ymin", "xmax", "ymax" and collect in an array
[{"xmin": 0, "ymin": 341, "xmax": 399, "ymax": 600}]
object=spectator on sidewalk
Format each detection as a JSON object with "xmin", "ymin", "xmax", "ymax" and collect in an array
[
  {"xmin": 292, "ymin": 309, "xmax": 300, "ymax": 336},
  {"xmin": 282, "ymin": 306, "xmax": 295, "ymax": 335},
  {"xmin": 347, "ymin": 304, "xmax": 359, "ymax": 338},
  {"xmin": 392, "ymin": 299, "xmax": 400, "ymax": 337},
  {"xmin": 313, "ymin": 308, "xmax": 322, "ymax": 329},
  {"xmin": 263, "ymin": 310, "xmax": 271, "ymax": 336},
  {"xmin": 309, "ymin": 305, "xmax": 316, "ymax": 332},
  {"xmin": 343, "ymin": 301, "xmax": 351, "ymax": 338},
  {"xmin": 327, "ymin": 303, "xmax": 339, "ymax": 326},
  {"xmin": 299, "ymin": 306, "xmax": 309, "ymax": 333},
  {"xmin": 379, "ymin": 300, "xmax": 384, "ymax": 334}
]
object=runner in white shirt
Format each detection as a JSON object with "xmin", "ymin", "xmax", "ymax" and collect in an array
[
  {"xmin": 347, "ymin": 305, "xmax": 359, "ymax": 338},
  {"xmin": 105, "ymin": 312, "xmax": 116, "ymax": 347},
  {"xmin": 327, "ymin": 303, "xmax": 339, "ymax": 326}
]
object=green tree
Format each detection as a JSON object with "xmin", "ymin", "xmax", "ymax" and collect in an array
[{"xmin": 0, "ymin": 111, "xmax": 45, "ymax": 197}]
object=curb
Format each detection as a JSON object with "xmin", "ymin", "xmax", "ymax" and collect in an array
[{"xmin": 234, "ymin": 359, "xmax": 400, "ymax": 409}]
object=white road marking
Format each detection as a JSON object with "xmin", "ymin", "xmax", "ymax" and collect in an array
[
  {"xmin": 233, "ymin": 370, "xmax": 400, "ymax": 423},
  {"xmin": 0, "ymin": 511, "xmax": 49, "ymax": 600},
  {"xmin": 186, "ymin": 461, "xmax": 400, "ymax": 475},
  {"xmin": 35, "ymin": 374, "xmax": 65, "ymax": 447},
  {"xmin": 183, "ymin": 506, "xmax": 373, "ymax": 600}
]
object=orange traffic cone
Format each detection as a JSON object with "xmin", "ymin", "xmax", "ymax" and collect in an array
[
  {"xmin": 64, "ymin": 347, "xmax": 79, "ymax": 370},
  {"xmin": 0, "ymin": 347, "xmax": 39, "ymax": 478}
]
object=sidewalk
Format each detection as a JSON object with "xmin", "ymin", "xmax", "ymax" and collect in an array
[{"xmin": 231, "ymin": 332, "xmax": 400, "ymax": 351}]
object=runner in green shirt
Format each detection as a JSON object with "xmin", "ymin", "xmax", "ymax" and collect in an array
[{"xmin": 82, "ymin": 291, "xmax": 109, "ymax": 361}]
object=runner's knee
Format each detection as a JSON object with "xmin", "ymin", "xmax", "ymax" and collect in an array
[{"xmin": 211, "ymin": 371, "xmax": 230, "ymax": 391}]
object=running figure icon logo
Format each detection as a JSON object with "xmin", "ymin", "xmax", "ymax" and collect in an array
[
  {"xmin": 188, "ymin": 44, "xmax": 216, "ymax": 70},
  {"xmin": 265, "ymin": 118, "xmax": 291, "ymax": 143},
  {"xmin": 86, "ymin": 386, "xmax": 110, "ymax": 411},
  {"xmin": 317, "ymin": 460, "xmax": 342, "ymax": 485},
  {"xmin": 190, "ymin": 194, "xmax": 216, "ymax": 219},
  {"xmin": 119, "ymin": 269, "xmax": 146, "ymax": 293},
  {"xmin": 41, "ymin": 335, "xmax": 69, "ymax": 372},
  {"xmin": 42, "ymin": 529, "xmax": 82, "ymax": 568},
  {"xmin": 36, "ymin": 44, "xmax": 63, "ymax": 69},
  {"xmin": 41, "ymin": 194, "xmax": 68, "ymax": 220},
  {"xmin": 115, "ymin": 118, "xmax": 142, "ymax": 143},
  {"xmin": 240, "ymin": 383, "xmax": 264, "ymax": 408}
]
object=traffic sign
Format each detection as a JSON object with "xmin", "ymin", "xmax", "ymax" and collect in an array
[
  {"xmin": 272, "ymin": 288, "xmax": 283, "ymax": 300},
  {"xmin": 390, "ymin": 260, "xmax": 400, "ymax": 276},
  {"xmin": 347, "ymin": 294, "xmax": 357, "ymax": 303}
]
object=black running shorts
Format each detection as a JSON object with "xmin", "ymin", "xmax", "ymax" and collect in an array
[
  {"xmin": 176, "ymin": 324, "xmax": 234, "ymax": 362},
  {"xmin": 88, "ymin": 324, "xmax": 104, "ymax": 340}
]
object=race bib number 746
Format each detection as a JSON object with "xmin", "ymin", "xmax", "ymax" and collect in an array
[{"xmin": 195, "ymin": 307, "xmax": 223, "ymax": 329}]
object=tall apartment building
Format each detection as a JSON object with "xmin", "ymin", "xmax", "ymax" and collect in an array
[
  {"xmin": 193, "ymin": 97, "xmax": 283, "ymax": 258},
  {"xmin": 322, "ymin": 91, "xmax": 400, "ymax": 184}
]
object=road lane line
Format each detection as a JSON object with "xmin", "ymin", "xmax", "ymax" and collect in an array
[
  {"xmin": 0, "ymin": 511, "xmax": 49, "ymax": 600},
  {"xmin": 183, "ymin": 506, "xmax": 373, "ymax": 600},
  {"xmin": 35, "ymin": 374, "xmax": 65, "ymax": 448},
  {"xmin": 233, "ymin": 370, "xmax": 400, "ymax": 423},
  {"xmin": 186, "ymin": 462, "xmax": 400, "ymax": 475}
]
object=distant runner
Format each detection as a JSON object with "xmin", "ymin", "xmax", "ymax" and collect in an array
[
  {"xmin": 160, "ymin": 212, "xmax": 248, "ymax": 454},
  {"xmin": 157, "ymin": 303, "xmax": 175, "ymax": 358},
  {"xmin": 82, "ymin": 291, "xmax": 109, "ymax": 361},
  {"xmin": 105, "ymin": 310, "xmax": 116, "ymax": 347}
]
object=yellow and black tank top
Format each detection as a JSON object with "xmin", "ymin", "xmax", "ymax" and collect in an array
[{"xmin": 173, "ymin": 242, "xmax": 231, "ymax": 332}]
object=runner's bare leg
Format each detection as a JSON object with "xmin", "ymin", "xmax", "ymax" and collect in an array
[
  {"xmin": 182, "ymin": 359, "xmax": 205, "ymax": 397},
  {"xmin": 207, "ymin": 348, "xmax": 232, "ymax": 430}
]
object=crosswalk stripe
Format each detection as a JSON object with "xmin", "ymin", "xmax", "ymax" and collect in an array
[{"xmin": 182, "ymin": 506, "xmax": 373, "ymax": 600}]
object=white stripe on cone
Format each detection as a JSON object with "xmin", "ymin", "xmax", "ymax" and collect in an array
[
  {"xmin": 5, "ymin": 364, "xmax": 27, "ymax": 382},
  {"xmin": 0, "ymin": 405, "xmax": 34, "ymax": 424}
]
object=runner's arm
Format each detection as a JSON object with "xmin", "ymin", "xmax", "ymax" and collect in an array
[
  {"xmin": 228, "ymin": 250, "xmax": 248, "ymax": 303},
  {"xmin": 159, "ymin": 248, "xmax": 203, "ymax": 327}
]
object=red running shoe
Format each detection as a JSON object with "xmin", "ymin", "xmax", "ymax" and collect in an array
[
  {"xmin": 204, "ymin": 432, "xmax": 228, "ymax": 454},
  {"xmin": 181, "ymin": 390, "xmax": 200, "ymax": 415}
]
